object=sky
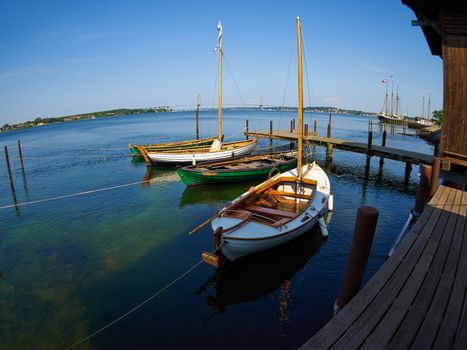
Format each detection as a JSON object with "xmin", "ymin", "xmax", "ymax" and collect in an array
[{"xmin": 0, "ymin": 0, "xmax": 443, "ymax": 124}]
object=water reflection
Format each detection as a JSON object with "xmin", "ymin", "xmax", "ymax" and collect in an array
[
  {"xmin": 179, "ymin": 181, "xmax": 259, "ymax": 208},
  {"xmin": 195, "ymin": 228, "xmax": 324, "ymax": 313},
  {"xmin": 140, "ymin": 166, "xmax": 180, "ymax": 187}
]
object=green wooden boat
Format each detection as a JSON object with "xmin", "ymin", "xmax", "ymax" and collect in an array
[{"xmin": 177, "ymin": 151, "xmax": 297, "ymax": 186}]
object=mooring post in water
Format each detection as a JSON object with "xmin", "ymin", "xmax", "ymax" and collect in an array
[
  {"xmin": 195, "ymin": 96, "xmax": 200, "ymax": 140},
  {"xmin": 292, "ymin": 118, "xmax": 296, "ymax": 131},
  {"xmin": 314, "ymin": 120, "xmax": 317, "ymax": 133},
  {"xmin": 429, "ymin": 158, "xmax": 441, "ymax": 198},
  {"xmin": 17, "ymin": 140, "xmax": 25, "ymax": 170},
  {"xmin": 304, "ymin": 123, "xmax": 308, "ymax": 137},
  {"xmin": 4, "ymin": 145, "xmax": 14, "ymax": 187},
  {"xmin": 327, "ymin": 113, "xmax": 332, "ymax": 138},
  {"xmin": 413, "ymin": 164, "xmax": 432, "ymax": 217},
  {"xmin": 326, "ymin": 143, "xmax": 333, "ymax": 161},
  {"xmin": 381, "ymin": 127, "xmax": 387, "ymax": 147},
  {"xmin": 334, "ymin": 206, "xmax": 378, "ymax": 315},
  {"xmin": 245, "ymin": 119, "xmax": 249, "ymax": 140},
  {"xmin": 269, "ymin": 120, "xmax": 273, "ymax": 150},
  {"xmin": 367, "ymin": 120, "xmax": 373, "ymax": 150},
  {"xmin": 290, "ymin": 119, "xmax": 293, "ymax": 133}
]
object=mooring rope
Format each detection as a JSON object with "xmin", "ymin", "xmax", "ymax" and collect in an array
[
  {"xmin": 0, "ymin": 180, "xmax": 149, "ymax": 210},
  {"xmin": 64, "ymin": 258, "xmax": 205, "ymax": 350}
]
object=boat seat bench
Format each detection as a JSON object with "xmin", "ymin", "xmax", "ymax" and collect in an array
[{"xmin": 243, "ymin": 205, "xmax": 296, "ymax": 218}]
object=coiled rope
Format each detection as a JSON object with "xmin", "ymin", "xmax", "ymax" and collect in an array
[{"xmin": 65, "ymin": 258, "xmax": 205, "ymax": 349}]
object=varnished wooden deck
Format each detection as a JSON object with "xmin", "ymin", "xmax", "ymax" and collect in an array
[
  {"xmin": 245, "ymin": 130, "xmax": 433, "ymax": 165},
  {"xmin": 300, "ymin": 185, "xmax": 466, "ymax": 350}
]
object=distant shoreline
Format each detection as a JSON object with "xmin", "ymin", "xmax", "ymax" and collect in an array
[{"xmin": 1, "ymin": 106, "xmax": 376, "ymax": 134}]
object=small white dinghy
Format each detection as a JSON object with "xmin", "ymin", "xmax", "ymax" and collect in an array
[{"xmin": 211, "ymin": 162, "xmax": 331, "ymax": 261}]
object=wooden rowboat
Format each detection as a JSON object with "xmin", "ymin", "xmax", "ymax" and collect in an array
[
  {"xmin": 128, "ymin": 137, "xmax": 218, "ymax": 156},
  {"xmin": 210, "ymin": 162, "xmax": 331, "ymax": 261},
  {"xmin": 177, "ymin": 151, "xmax": 297, "ymax": 186}
]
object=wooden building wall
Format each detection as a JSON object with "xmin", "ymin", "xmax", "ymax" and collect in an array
[{"xmin": 439, "ymin": 14, "xmax": 467, "ymax": 168}]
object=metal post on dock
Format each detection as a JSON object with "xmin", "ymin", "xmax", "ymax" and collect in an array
[
  {"xmin": 429, "ymin": 158, "xmax": 441, "ymax": 198},
  {"xmin": 334, "ymin": 206, "xmax": 378, "ymax": 315},
  {"xmin": 17, "ymin": 140, "xmax": 25, "ymax": 170},
  {"xmin": 245, "ymin": 119, "xmax": 249, "ymax": 140},
  {"xmin": 413, "ymin": 164, "xmax": 432, "ymax": 217}
]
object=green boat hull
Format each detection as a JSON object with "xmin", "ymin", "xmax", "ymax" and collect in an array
[{"xmin": 177, "ymin": 161, "xmax": 297, "ymax": 186}]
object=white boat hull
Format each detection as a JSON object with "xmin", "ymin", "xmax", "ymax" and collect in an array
[
  {"xmin": 147, "ymin": 140, "xmax": 257, "ymax": 164},
  {"xmin": 212, "ymin": 164, "xmax": 330, "ymax": 261}
]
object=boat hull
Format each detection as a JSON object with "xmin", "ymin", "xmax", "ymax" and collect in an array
[
  {"xmin": 211, "ymin": 164, "xmax": 330, "ymax": 261},
  {"xmin": 147, "ymin": 139, "xmax": 257, "ymax": 164},
  {"xmin": 177, "ymin": 157, "xmax": 297, "ymax": 186}
]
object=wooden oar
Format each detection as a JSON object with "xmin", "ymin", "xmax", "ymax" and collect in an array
[{"xmin": 189, "ymin": 211, "xmax": 223, "ymax": 235}]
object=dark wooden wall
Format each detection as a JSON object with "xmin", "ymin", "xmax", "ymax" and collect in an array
[{"xmin": 439, "ymin": 14, "xmax": 467, "ymax": 168}]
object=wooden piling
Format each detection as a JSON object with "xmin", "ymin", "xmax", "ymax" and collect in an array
[
  {"xmin": 429, "ymin": 158, "xmax": 441, "ymax": 198},
  {"xmin": 304, "ymin": 123, "xmax": 308, "ymax": 137},
  {"xmin": 335, "ymin": 206, "xmax": 378, "ymax": 314},
  {"xmin": 413, "ymin": 164, "xmax": 432, "ymax": 216},
  {"xmin": 195, "ymin": 107, "xmax": 200, "ymax": 140},
  {"xmin": 269, "ymin": 120, "xmax": 273, "ymax": 150},
  {"xmin": 314, "ymin": 120, "xmax": 317, "ymax": 133},
  {"xmin": 292, "ymin": 118, "xmax": 296, "ymax": 131},
  {"xmin": 4, "ymin": 145, "xmax": 14, "ymax": 188},
  {"xmin": 381, "ymin": 129, "xmax": 387, "ymax": 147},
  {"xmin": 290, "ymin": 120, "xmax": 293, "ymax": 133},
  {"xmin": 17, "ymin": 140, "xmax": 25, "ymax": 170},
  {"xmin": 246, "ymin": 119, "xmax": 249, "ymax": 140}
]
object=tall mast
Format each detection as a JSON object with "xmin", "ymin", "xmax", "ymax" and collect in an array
[
  {"xmin": 384, "ymin": 82, "xmax": 388, "ymax": 115},
  {"xmin": 217, "ymin": 21, "xmax": 223, "ymax": 140},
  {"xmin": 390, "ymin": 79, "xmax": 394, "ymax": 116},
  {"xmin": 427, "ymin": 91, "xmax": 431, "ymax": 119},
  {"xmin": 422, "ymin": 96, "xmax": 425, "ymax": 118},
  {"xmin": 296, "ymin": 17, "xmax": 303, "ymax": 179},
  {"xmin": 395, "ymin": 84, "xmax": 399, "ymax": 116}
]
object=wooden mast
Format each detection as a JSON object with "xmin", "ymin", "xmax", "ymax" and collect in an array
[
  {"xmin": 296, "ymin": 17, "xmax": 303, "ymax": 179},
  {"xmin": 217, "ymin": 21, "xmax": 223, "ymax": 141}
]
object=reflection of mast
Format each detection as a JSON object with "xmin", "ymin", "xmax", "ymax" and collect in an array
[{"xmin": 278, "ymin": 279, "xmax": 292, "ymax": 327}]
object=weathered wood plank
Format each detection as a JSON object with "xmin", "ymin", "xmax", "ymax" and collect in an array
[
  {"xmin": 332, "ymin": 188, "xmax": 457, "ymax": 350},
  {"xmin": 415, "ymin": 190, "xmax": 466, "ymax": 349},
  {"xmin": 387, "ymin": 188, "xmax": 460, "ymax": 349},
  {"xmin": 299, "ymin": 186, "xmax": 448, "ymax": 350}
]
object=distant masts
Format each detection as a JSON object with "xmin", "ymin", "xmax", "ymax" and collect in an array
[
  {"xmin": 259, "ymin": 96, "xmax": 264, "ymax": 110},
  {"xmin": 422, "ymin": 96, "xmax": 425, "ymax": 118},
  {"xmin": 427, "ymin": 91, "xmax": 431, "ymax": 120}
]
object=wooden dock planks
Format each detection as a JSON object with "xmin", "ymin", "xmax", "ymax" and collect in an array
[
  {"xmin": 299, "ymin": 186, "xmax": 466, "ymax": 350},
  {"xmin": 245, "ymin": 130, "xmax": 433, "ymax": 165}
]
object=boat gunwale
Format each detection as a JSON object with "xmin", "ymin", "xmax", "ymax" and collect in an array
[
  {"xmin": 178, "ymin": 151, "xmax": 297, "ymax": 174},
  {"xmin": 145, "ymin": 139, "xmax": 257, "ymax": 154}
]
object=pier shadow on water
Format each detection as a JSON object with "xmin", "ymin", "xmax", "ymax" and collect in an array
[{"xmin": 195, "ymin": 227, "xmax": 325, "ymax": 313}]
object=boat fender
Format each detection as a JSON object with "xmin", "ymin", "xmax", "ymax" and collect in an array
[
  {"xmin": 328, "ymin": 195, "xmax": 334, "ymax": 211},
  {"xmin": 318, "ymin": 216, "xmax": 328, "ymax": 237},
  {"xmin": 268, "ymin": 166, "xmax": 280, "ymax": 179}
]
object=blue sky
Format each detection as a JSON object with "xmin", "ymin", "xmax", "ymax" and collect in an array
[{"xmin": 0, "ymin": 0, "xmax": 442, "ymax": 124}]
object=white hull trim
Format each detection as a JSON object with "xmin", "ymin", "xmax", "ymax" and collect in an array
[{"xmin": 147, "ymin": 140, "xmax": 257, "ymax": 164}]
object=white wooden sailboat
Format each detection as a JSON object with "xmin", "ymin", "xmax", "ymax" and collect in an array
[
  {"xmin": 137, "ymin": 21, "xmax": 257, "ymax": 165},
  {"xmin": 190, "ymin": 17, "xmax": 332, "ymax": 265}
]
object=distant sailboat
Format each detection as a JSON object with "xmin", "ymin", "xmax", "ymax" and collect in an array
[
  {"xmin": 378, "ymin": 78, "xmax": 405, "ymax": 124},
  {"xmin": 133, "ymin": 21, "xmax": 257, "ymax": 165}
]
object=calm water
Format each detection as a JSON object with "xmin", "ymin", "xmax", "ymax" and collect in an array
[{"xmin": 0, "ymin": 110, "xmax": 432, "ymax": 349}]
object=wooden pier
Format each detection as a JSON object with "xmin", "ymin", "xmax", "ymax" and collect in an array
[
  {"xmin": 245, "ymin": 130, "xmax": 433, "ymax": 165},
  {"xmin": 300, "ymin": 185, "xmax": 466, "ymax": 349}
]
